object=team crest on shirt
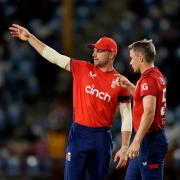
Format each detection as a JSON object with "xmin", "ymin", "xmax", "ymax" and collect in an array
[
  {"xmin": 88, "ymin": 71, "xmax": 97, "ymax": 78},
  {"xmin": 111, "ymin": 79, "xmax": 117, "ymax": 88}
]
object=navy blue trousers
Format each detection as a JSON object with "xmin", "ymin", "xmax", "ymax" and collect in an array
[
  {"xmin": 125, "ymin": 129, "xmax": 168, "ymax": 180},
  {"xmin": 64, "ymin": 123, "xmax": 113, "ymax": 180}
]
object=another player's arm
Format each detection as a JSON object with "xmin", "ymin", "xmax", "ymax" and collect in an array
[
  {"xmin": 125, "ymin": 82, "xmax": 135, "ymax": 96},
  {"xmin": 116, "ymin": 75, "xmax": 135, "ymax": 96},
  {"xmin": 119, "ymin": 102, "xmax": 132, "ymax": 149},
  {"xmin": 114, "ymin": 102, "xmax": 132, "ymax": 168},
  {"xmin": 9, "ymin": 24, "xmax": 70, "ymax": 71}
]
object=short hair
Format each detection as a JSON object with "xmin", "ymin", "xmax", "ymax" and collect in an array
[{"xmin": 128, "ymin": 39, "xmax": 156, "ymax": 63}]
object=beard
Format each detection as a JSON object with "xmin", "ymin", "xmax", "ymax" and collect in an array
[{"xmin": 94, "ymin": 59, "xmax": 109, "ymax": 67}]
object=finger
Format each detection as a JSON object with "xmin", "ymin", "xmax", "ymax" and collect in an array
[
  {"xmin": 9, "ymin": 27, "xmax": 18, "ymax": 31},
  {"xmin": 12, "ymin": 35, "xmax": 19, "ymax": 38},
  {"xmin": 116, "ymin": 159, "xmax": 127, "ymax": 169},
  {"xmin": 128, "ymin": 152, "xmax": 133, "ymax": 159},
  {"xmin": 10, "ymin": 32, "xmax": 19, "ymax": 36},
  {"xmin": 9, "ymin": 30, "xmax": 20, "ymax": 36},
  {"xmin": 116, "ymin": 161, "xmax": 121, "ymax": 169},
  {"xmin": 116, "ymin": 158, "xmax": 122, "ymax": 169},
  {"xmin": 117, "ymin": 74, "xmax": 123, "ymax": 78},
  {"xmin": 9, "ymin": 26, "xmax": 19, "ymax": 31},
  {"xmin": 132, "ymin": 151, "xmax": 139, "ymax": 157},
  {"xmin": 10, "ymin": 33, "xmax": 19, "ymax": 38},
  {"xmin": 114, "ymin": 154, "xmax": 118, "ymax": 162},
  {"xmin": 127, "ymin": 149, "xmax": 130, "ymax": 156},
  {"xmin": 129, "ymin": 153, "xmax": 137, "ymax": 159},
  {"xmin": 10, "ymin": 30, "xmax": 18, "ymax": 34},
  {"xmin": 115, "ymin": 78, "xmax": 120, "ymax": 86},
  {"xmin": 119, "ymin": 160, "xmax": 127, "ymax": 168},
  {"xmin": 114, "ymin": 73, "xmax": 120, "ymax": 76},
  {"xmin": 12, "ymin": 24, "xmax": 26, "ymax": 31},
  {"xmin": 128, "ymin": 153, "xmax": 132, "ymax": 159}
]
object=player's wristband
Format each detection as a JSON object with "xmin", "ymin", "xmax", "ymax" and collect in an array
[{"xmin": 42, "ymin": 46, "xmax": 70, "ymax": 69}]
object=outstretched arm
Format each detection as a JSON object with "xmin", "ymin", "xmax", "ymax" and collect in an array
[
  {"xmin": 114, "ymin": 102, "xmax": 132, "ymax": 169},
  {"xmin": 9, "ymin": 24, "xmax": 71, "ymax": 71}
]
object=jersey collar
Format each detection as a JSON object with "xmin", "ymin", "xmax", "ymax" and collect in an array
[{"xmin": 141, "ymin": 66, "xmax": 157, "ymax": 77}]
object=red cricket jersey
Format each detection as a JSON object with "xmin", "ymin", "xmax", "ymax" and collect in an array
[
  {"xmin": 133, "ymin": 67, "xmax": 166, "ymax": 132},
  {"xmin": 70, "ymin": 59, "xmax": 130, "ymax": 128}
]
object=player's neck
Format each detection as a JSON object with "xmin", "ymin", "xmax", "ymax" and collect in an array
[
  {"xmin": 140, "ymin": 64, "xmax": 154, "ymax": 74},
  {"xmin": 98, "ymin": 65, "xmax": 114, "ymax": 72}
]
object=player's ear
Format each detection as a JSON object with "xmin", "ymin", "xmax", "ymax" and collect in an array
[
  {"xmin": 139, "ymin": 54, "xmax": 144, "ymax": 63},
  {"xmin": 110, "ymin": 51, "xmax": 116, "ymax": 60}
]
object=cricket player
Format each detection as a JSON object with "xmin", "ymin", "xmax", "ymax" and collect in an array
[
  {"xmin": 9, "ymin": 24, "xmax": 132, "ymax": 180},
  {"xmin": 116, "ymin": 39, "xmax": 169, "ymax": 180}
]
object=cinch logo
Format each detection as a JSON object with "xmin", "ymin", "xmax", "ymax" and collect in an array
[{"xmin": 85, "ymin": 85, "xmax": 111, "ymax": 102}]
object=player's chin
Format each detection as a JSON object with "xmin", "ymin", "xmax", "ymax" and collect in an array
[
  {"xmin": 132, "ymin": 67, "xmax": 137, "ymax": 72},
  {"xmin": 134, "ymin": 68, "xmax": 140, "ymax": 73},
  {"xmin": 94, "ymin": 60, "xmax": 99, "ymax": 66}
]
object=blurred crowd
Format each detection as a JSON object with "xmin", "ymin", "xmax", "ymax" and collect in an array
[{"xmin": 0, "ymin": 0, "xmax": 180, "ymax": 179}]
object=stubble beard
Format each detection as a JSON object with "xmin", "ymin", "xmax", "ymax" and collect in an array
[{"xmin": 94, "ymin": 59, "xmax": 109, "ymax": 68}]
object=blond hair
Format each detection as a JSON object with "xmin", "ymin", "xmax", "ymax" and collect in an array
[{"xmin": 128, "ymin": 39, "xmax": 156, "ymax": 63}]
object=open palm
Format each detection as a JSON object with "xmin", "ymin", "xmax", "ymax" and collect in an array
[{"xmin": 9, "ymin": 24, "xmax": 30, "ymax": 41}]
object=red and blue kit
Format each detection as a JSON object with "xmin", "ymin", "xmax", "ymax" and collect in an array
[
  {"xmin": 64, "ymin": 59, "xmax": 130, "ymax": 180},
  {"xmin": 125, "ymin": 67, "xmax": 168, "ymax": 180},
  {"xmin": 71, "ymin": 59, "xmax": 130, "ymax": 128}
]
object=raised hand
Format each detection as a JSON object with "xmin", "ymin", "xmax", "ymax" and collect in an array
[{"xmin": 9, "ymin": 24, "xmax": 31, "ymax": 41}]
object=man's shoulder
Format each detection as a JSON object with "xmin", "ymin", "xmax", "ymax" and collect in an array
[
  {"xmin": 71, "ymin": 58, "xmax": 92, "ymax": 67},
  {"xmin": 143, "ymin": 70, "xmax": 165, "ymax": 88},
  {"xmin": 71, "ymin": 59, "xmax": 95, "ymax": 74},
  {"xmin": 139, "ymin": 75, "xmax": 157, "ymax": 88},
  {"xmin": 144, "ymin": 67, "xmax": 163, "ymax": 79}
]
